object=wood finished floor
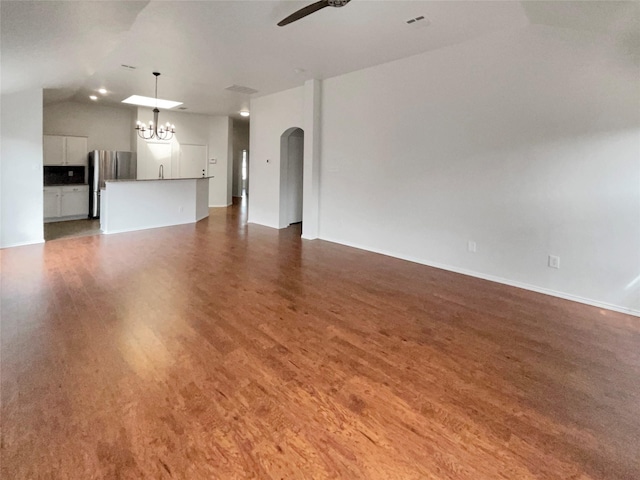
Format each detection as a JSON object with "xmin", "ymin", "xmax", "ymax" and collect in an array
[{"xmin": 1, "ymin": 199, "xmax": 639, "ymax": 479}]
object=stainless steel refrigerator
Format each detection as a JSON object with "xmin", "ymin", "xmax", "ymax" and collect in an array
[{"xmin": 88, "ymin": 150, "xmax": 137, "ymax": 218}]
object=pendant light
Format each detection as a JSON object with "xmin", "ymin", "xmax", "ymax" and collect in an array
[{"xmin": 135, "ymin": 72, "xmax": 176, "ymax": 141}]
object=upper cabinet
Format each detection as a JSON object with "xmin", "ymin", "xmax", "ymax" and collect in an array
[
  {"xmin": 43, "ymin": 135, "xmax": 65, "ymax": 165},
  {"xmin": 65, "ymin": 136, "xmax": 88, "ymax": 165},
  {"xmin": 43, "ymin": 135, "xmax": 88, "ymax": 166}
]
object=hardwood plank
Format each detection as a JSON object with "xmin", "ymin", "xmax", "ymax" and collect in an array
[{"xmin": 1, "ymin": 198, "xmax": 638, "ymax": 479}]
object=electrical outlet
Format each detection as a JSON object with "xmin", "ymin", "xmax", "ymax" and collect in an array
[
  {"xmin": 548, "ymin": 255, "xmax": 560, "ymax": 269},
  {"xmin": 468, "ymin": 240, "xmax": 477, "ymax": 253}
]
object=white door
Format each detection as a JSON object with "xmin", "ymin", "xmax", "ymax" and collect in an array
[
  {"xmin": 178, "ymin": 144, "xmax": 207, "ymax": 178},
  {"xmin": 43, "ymin": 136, "xmax": 64, "ymax": 165}
]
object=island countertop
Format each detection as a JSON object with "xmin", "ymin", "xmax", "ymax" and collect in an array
[{"xmin": 105, "ymin": 176, "xmax": 214, "ymax": 183}]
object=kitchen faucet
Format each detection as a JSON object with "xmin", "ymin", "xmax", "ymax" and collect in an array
[{"xmin": 159, "ymin": 164, "xmax": 164, "ymax": 179}]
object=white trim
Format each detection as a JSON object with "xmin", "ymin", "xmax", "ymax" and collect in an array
[
  {"xmin": 208, "ymin": 203, "xmax": 232, "ymax": 208},
  {"xmin": 1, "ymin": 238, "xmax": 45, "ymax": 249},
  {"xmin": 102, "ymin": 219, "xmax": 202, "ymax": 235},
  {"xmin": 44, "ymin": 214, "xmax": 88, "ymax": 223},
  {"xmin": 247, "ymin": 220, "xmax": 281, "ymax": 230},
  {"xmin": 320, "ymin": 236, "xmax": 640, "ymax": 318}
]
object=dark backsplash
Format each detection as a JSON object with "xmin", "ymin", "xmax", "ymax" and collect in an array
[{"xmin": 44, "ymin": 166, "xmax": 86, "ymax": 186}]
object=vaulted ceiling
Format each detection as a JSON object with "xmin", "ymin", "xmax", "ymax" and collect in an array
[{"xmin": 1, "ymin": 1, "xmax": 637, "ymax": 118}]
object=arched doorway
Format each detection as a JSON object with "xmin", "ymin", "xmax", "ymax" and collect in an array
[{"xmin": 279, "ymin": 127, "xmax": 304, "ymax": 228}]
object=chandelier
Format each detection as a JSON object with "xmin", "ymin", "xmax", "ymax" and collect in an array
[{"xmin": 135, "ymin": 72, "xmax": 176, "ymax": 141}]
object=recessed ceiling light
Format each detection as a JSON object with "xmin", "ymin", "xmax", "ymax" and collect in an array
[
  {"xmin": 98, "ymin": 88, "xmax": 107, "ymax": 95},
  {"xmin": 89, "ymin": 95, "xmax": 98, "ymax": 101},
  {"xmin": 121, "ymin": 95, "xmax": 182, "ymax": 109},
  {"xmin": 240, "ymin": 111, "xmax": 250, "ymax": 117}
]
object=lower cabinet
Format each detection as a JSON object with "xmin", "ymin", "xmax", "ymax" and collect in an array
[
  {"xmin": 44, "ymin": 185, "xmax": 89, "ymax": 222},
  {"xmin": 61, "ymin": 186, "xmax": 88, "ymax": 217},
  {"xmin": 43, "ymin": 188, "xmax": 61, "ymax": 218}
]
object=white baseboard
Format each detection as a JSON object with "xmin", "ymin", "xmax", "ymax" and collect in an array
[
  {"xmin": 320, "ymin": 236, "xmax": 640, "ymax": 318},
  {"xmin": 102, "ymin": 219, "xmax": 196, "ymax": 235},
  {"xmin": 44, "ymin": 214, "xmax": 88, "ymax": 223},
  {"xmin": 1, "ymin": 238, "xmax": 45, "ymax": 249},
  {"xmin": 247, "ymin": 220, "xmax": 280, "ymax": 230},
  {"xmin": 209, "ymin": 203, "xmax": 232, "ymax": 208}
]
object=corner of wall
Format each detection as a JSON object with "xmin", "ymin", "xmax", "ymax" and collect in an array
[{"xmin": 1, "ymin": 88, "xmax": 45, "ymax": 248}]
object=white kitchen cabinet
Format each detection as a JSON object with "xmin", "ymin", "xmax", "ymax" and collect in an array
[
  {"xmin": 43, "ymin": 136, "xmax": 65, "ymax": 166},
  {"xmin": 43, "ymin": 187, "xmax": 61, "ymax": 219},
  {"xmin": 65, "ymin": 136, "xmax": 88, "ymax": 166},
  {"xmin": 61, "ymin": 186, "xmax": 89, "ymax": 217},
  {"xmin": 44, "ymin": 185, "xmax": 89, "ymax": 222},
  {"xmin": 43, "ymin": 135, "xmax": 88, "ymax": 166}
]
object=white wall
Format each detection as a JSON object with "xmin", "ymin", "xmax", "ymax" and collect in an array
[
  {"xmin": 248, "ymin": 25, "xmax": 640, "ymax": 314},
  {"xmin": 301, "ymin": 79, "xmax": 322, "ymax": 240},
  {"xmin": 208, "ymin": 116, "xmax": 232, "ymax": 207},
  {"xmin": 1, "ymin": 89, "xmax": 45, "ymax": 248},
  {"xmin": 248, "ymin": 86, "xmax": 304, "ymax": 228},
  {"xmin": 135, "ymin": 108, "xmax": 231, "ymax": 206},
  {"xmin": 44, "ymin": 101, "xmax": 134, "ymax": 151},
  {"xmin": 318, "ymin": 25, "xmax": 640, "ymax": 314}
]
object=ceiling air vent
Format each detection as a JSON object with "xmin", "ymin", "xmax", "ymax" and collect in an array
[
  {"xmin": 178, "ymin": 107, "xmax": 188, "ymax": 110},
  {"xmin": 225, "ymin": 85, "xmax": 258, "ymax": 95},
  {"xmin": 120, "ymin": 64, "xmax": 136, "ymax": 70},
  {"xmin": 405, "ymin": 15, "xmax": 429, "ymax": 28}
]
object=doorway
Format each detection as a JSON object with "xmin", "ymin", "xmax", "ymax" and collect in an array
[
  {"xmin": 241, "ymin": 149, "xmax": 248, "ymax": 196},
  {"xmin": 279, "ymin": 128, "xmax": 304, "ymax": 228},
  {"xmin": 232, "ymin": 148, "xmax": 250, "ymax": 199}
]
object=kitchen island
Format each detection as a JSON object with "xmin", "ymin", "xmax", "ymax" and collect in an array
[{"xmin": 100, "ymin": 177, "xmax": 212, "ymax": 234}]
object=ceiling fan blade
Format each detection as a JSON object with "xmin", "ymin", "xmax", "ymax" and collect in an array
[{"xmin": 278, "ymin": 0, "xmax": 331, "ymax": 27}]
